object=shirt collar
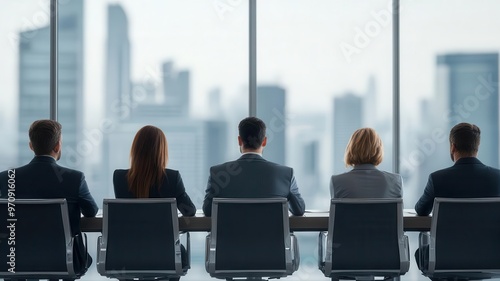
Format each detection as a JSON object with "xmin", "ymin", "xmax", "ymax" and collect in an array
[{"xmin": 242, "ymin": 151, "xmax": 263, "ymax": 157}]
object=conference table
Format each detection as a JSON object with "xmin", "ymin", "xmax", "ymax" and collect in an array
[{"xmin": 80, "ymin": 209, "xmax": 431, "ymax": 232}]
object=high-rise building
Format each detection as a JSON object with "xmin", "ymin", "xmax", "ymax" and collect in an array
[
  {"xmin": 332, "ymin": 93, "xmax": 363, "ymax": 174},
  {"xmin": 163, "ymin": 61, "xmax": 190, "ymax": 117},
  {"xmin": 437, "ymin": 53, "xmax": 499, "ymax": 168},
  {"xmin": 364, "ymin": 75, "xmax": 377, "ymax": 127},
  {"xmin": 106, "ymin": 4, "xmax": 131, "ymax": 120},
  {"xmin": 18, "ymin": 0, "xmax": 84, "ymax": 169},
  {"xmin": 257, "ymin": 85, "xmax": 286, "ymax": 165}
]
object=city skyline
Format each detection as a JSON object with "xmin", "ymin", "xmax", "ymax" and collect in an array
[
  {"xmin": 1, "ymin": 0, "xmax": 499, "ymax": 205},
  {"xmin": 2, "ymin": 2, "xmax": 500, "ymax": 280}
]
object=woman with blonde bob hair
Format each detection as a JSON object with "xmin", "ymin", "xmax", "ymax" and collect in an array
[
  {"xmin": 113, "ymin": 125, "xmax": 196, "ymax": 216},
  {"xmin": 330, "ymin": 127, "xmax": 402, "ymax": 198}
]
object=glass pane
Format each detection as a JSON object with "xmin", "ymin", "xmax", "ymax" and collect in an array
[
  {"xmin": 257, "ymin": 0, "xmax": 392, "ymax": 280},
  {"xmin": 1, "ymin": 1, "xmax": 51, "ymax": 170},
  {"xmin": 400, "ymin": 0, "xmax": 500, "ymax": 204},
  {"xmin": 57, "ymin": 1, "xmax": 248, "ymax": 280},
  {"xmin": 257, "ymin": 0, "xmax": 393, "ymax": 209}
]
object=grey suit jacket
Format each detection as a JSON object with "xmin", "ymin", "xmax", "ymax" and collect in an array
[
  {"xmin": 330, "ymin": 164, "xmax": 403, "ymax": 198},
  {"xmin": 202, "ymin": 153, "xmax": 306, "ymax": 216}
]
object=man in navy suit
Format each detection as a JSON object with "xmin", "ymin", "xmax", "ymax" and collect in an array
[
  {"xmin": 0, "ymin": 119, "xmax": 99, "ymax": 275},
  {"xmin": 415, "ymin": 122, "xmax": 500, "ymax": 215},
  {"xmin": 202, "ymin": 117, "xmax": 305, "ymax": 217},
  {"xmin": 414, "ymin": 123, "xmax": 500, "ymax": 275}
]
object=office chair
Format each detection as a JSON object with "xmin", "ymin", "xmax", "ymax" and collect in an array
[
  {"xmin": 205, "ymin": 198, "xmax": 299, "ymax": 280},
  {"xmin": 0, "ymin": 198, "xmax": 89, "ymax": 280},
  {"xmin": 418, "ymin": 197, "xmax": 500, "ymax": 280},
  {"xmin": 97, "ymin": 198, "xmax": 189, "ymax": 280},
  {"xmin": 319, "ymin": 198, "xmax": 410, "ymax": 281}
]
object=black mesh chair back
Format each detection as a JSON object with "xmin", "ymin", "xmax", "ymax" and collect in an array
[
  {"xmin": 0, "ymin": 199, "xmax": 79, "ymax": 279},
  {"xmin": 206, "ymin": 198, "xmax": 297, "ymax": 279},
  {"xmin": 426, "ymin": 198, "xmax": 500, "ymax": 279},
  {"xmin": 97, "ymin": 198, "xmax": 184, "ymax": 279},
  {"xmin": 322, "ymin": 198, "xmax": 409, "ymax": 279}
]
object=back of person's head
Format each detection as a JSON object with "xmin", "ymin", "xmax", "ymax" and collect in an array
[
  {"xmin": 29, "ymin": 119, "xmax": 62, "ymax": 156},
  {"xmin": 128, "ymin": 125, "xmax": 168, "ymax": 198},
  {"xmin": 238, "ymin": 117, "xmax": 266, "ymax": 149},
  {"xmin": 449, "ymin": 123, "xmax": 481, "ymax": 156},
  {"xmin": 344, "ymin": 127, "xmax": 384, "ymax": 167}
]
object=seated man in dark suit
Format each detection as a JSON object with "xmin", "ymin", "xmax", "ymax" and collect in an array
[
  {"xmin": 203, "ymin": 117, "xmax": 306, "ymax": 217},
  {"xmin": 414, "ymin": 122, "xmax": 500, "ymax": 276},
  {"xmin": 0, "ymin": 120, "xmax": 99, "ymax": 277}
]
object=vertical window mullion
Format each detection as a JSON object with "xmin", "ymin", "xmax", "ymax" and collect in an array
[
  {"xmin": 50, "ymin": 0, "xmax": 58, "ymax": 121},
  {"xmin": 249, "ymin": 0, "xmax": 257, "ymax": 117},
  {"xmin": 392, "ymin": 0, "xmax": 400, "ymax": 173}
]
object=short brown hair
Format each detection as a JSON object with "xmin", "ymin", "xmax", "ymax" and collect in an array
[
  {"xmin": 29, "ymin": 120, "xmax": 62, "ymax": 155},
  {"xmin": 238, "ymin": 117, "xmax": 266, "ymax": 149},
  {"xmin": 344, "ymin": 128, "xmax": 384, "ymax": 167},
  {"xmin": 449, "ymin": 123, "xmax": 481, "ymax": 155}
]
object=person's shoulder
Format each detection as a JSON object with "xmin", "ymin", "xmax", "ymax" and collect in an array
[
  {"xmin": 484, "ymin": 165, "xmax": 500, "ymax": 175},
  {"xmin": 379, "ymin": 170, "xmax": 402, "ymax": 179},
  {"xmin": 165, "ymin": 168, "xmax": 180, "ymax": 177},
  {"xmin": 210, "ymin": 161, "xmax": 237, "ymax": 172},
  {"xmin": 263, "ymin": 159, "xmax": 291, "ymax": 169},
  {"xmin": 113, "ymin": 169, "xmax": 128, "ymax": 178},
  {"xmin": 54, "ymin": 163, "xmax": 85, "ymax": 178}
]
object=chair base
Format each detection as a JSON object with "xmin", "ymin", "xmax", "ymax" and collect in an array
[
  {"xmin": 331, "ymin": 277, "xmax": 400, "ymax": 281},
  {"xmin": 226, "ymin": 277, "xmax": 268, "ymax": 281}
]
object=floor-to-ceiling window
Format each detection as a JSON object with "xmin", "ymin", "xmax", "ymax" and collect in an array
[
  {"xmin": 0, "ymin": 1, "xmax": 51, "ymax": 172},
  {"xmin": 3, "ymin": 0, "xmax": 500, "ymax": 280},
  {"xmin": 256, "ymin": 1, "xmax": 393, "ymax": 279},
  {"xmin": 400, "ymin": 1, "xmax": 500, "ymax": 280},
  {"xmin": 58, "ymin": 0, "xmax": 248, "ymax": 279}
]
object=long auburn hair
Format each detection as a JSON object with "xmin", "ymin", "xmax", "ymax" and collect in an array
[{"xmin": 127, "ymin": 125, "xmax": 168, "ymax": 198}]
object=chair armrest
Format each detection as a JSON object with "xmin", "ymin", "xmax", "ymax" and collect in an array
[
  {"xmin": 318, "ymin": 231, "xmax": 328, "ymax": 270},
  {"xmin": 82, "ymin": 233, "xmax": 88, "ymax": 267},
  {"xmin": 418, "ymin": 232, "xmax": 431, "ymax": 271},
  {"xmin": 179, "ymin": 231, "xmax": 191, "ymax": 269},
  {"xmin": 400, "ymin": 234, "xmax": 410, "ymax": 274},
  {"xmin": 290, "ymin": 233, "xmax": 300, "ymax": 272},
  {"xmin": 205, "ymin": 233, "xmax": 212, "ymax": 273},
  {"xmin": 96, "ymin": 235, "xmax": 105, "ymax": 275}
]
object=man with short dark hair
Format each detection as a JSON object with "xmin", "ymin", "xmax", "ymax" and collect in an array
[
  {"xmin": 0, "ymin": 119, "xmax": 98, "ymax": 274},
  {"xmin": 414, "ymin": 123, "xmax": 500, "ymax": 275},
  {"xmin": 415, "ymin": 122, "xmax": 500, "ymax": 215},
  {"xmin": 202, "ymin": 117, "xmax": 306, "ymax": 216}
]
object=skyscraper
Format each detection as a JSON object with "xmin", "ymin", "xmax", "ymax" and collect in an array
[
  {"xmin": 257, "ymin": 85, "xmax": 286, "ymax": 165},
  {"xmin": 18, "ymin": 0, "xmax": 84, "ymax": 169},
  {"xmin": 416, "ymin": 53, "xmax": 500, "ymax": 193},
  {"xmin": 163, "ymin": 61, "xmax": 190, "ymax": 117},
  {"xmin": 333, "ymin": 93, "xmax": 363, "ymax": 174},
  {"xmin": 106, "ymin": 4, "xmax": 131, "ymax": 120},
  {"xmin": 437, "ymin": 53, "xmax": 499, "ymax": 168},
  {"xmin": 99, "ymin": 4, "xmax": 132, "ymax": 201}
]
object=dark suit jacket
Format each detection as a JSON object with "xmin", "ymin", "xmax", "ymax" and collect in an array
[
  {"xmin": 113, "ymin": 169, "xmax": 196, "ymax": 216},
  {"xmin": 415, "ymin": 157, "xmax": 500, "ymax": 216},
  {"xmin": 0, "ymin": 156, "xmax": 99, "ymax": 236},
  {"xmin": 202, "ymin": 153, "xmax": 306, "ymax": 216}
]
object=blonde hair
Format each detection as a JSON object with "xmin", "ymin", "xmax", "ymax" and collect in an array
[{"xmin": 344, "ymin": 128, "xmax": 384, "ymax": 167}]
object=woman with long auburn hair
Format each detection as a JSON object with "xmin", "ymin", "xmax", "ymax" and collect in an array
[{"xmin": 113, "ymin": 125, "xmax": 196, "ymax": 216}]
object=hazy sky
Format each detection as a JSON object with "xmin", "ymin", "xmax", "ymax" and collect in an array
[{"xmin": 2, "ymin": 0, "xmax": 500, "ymax": 160}]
